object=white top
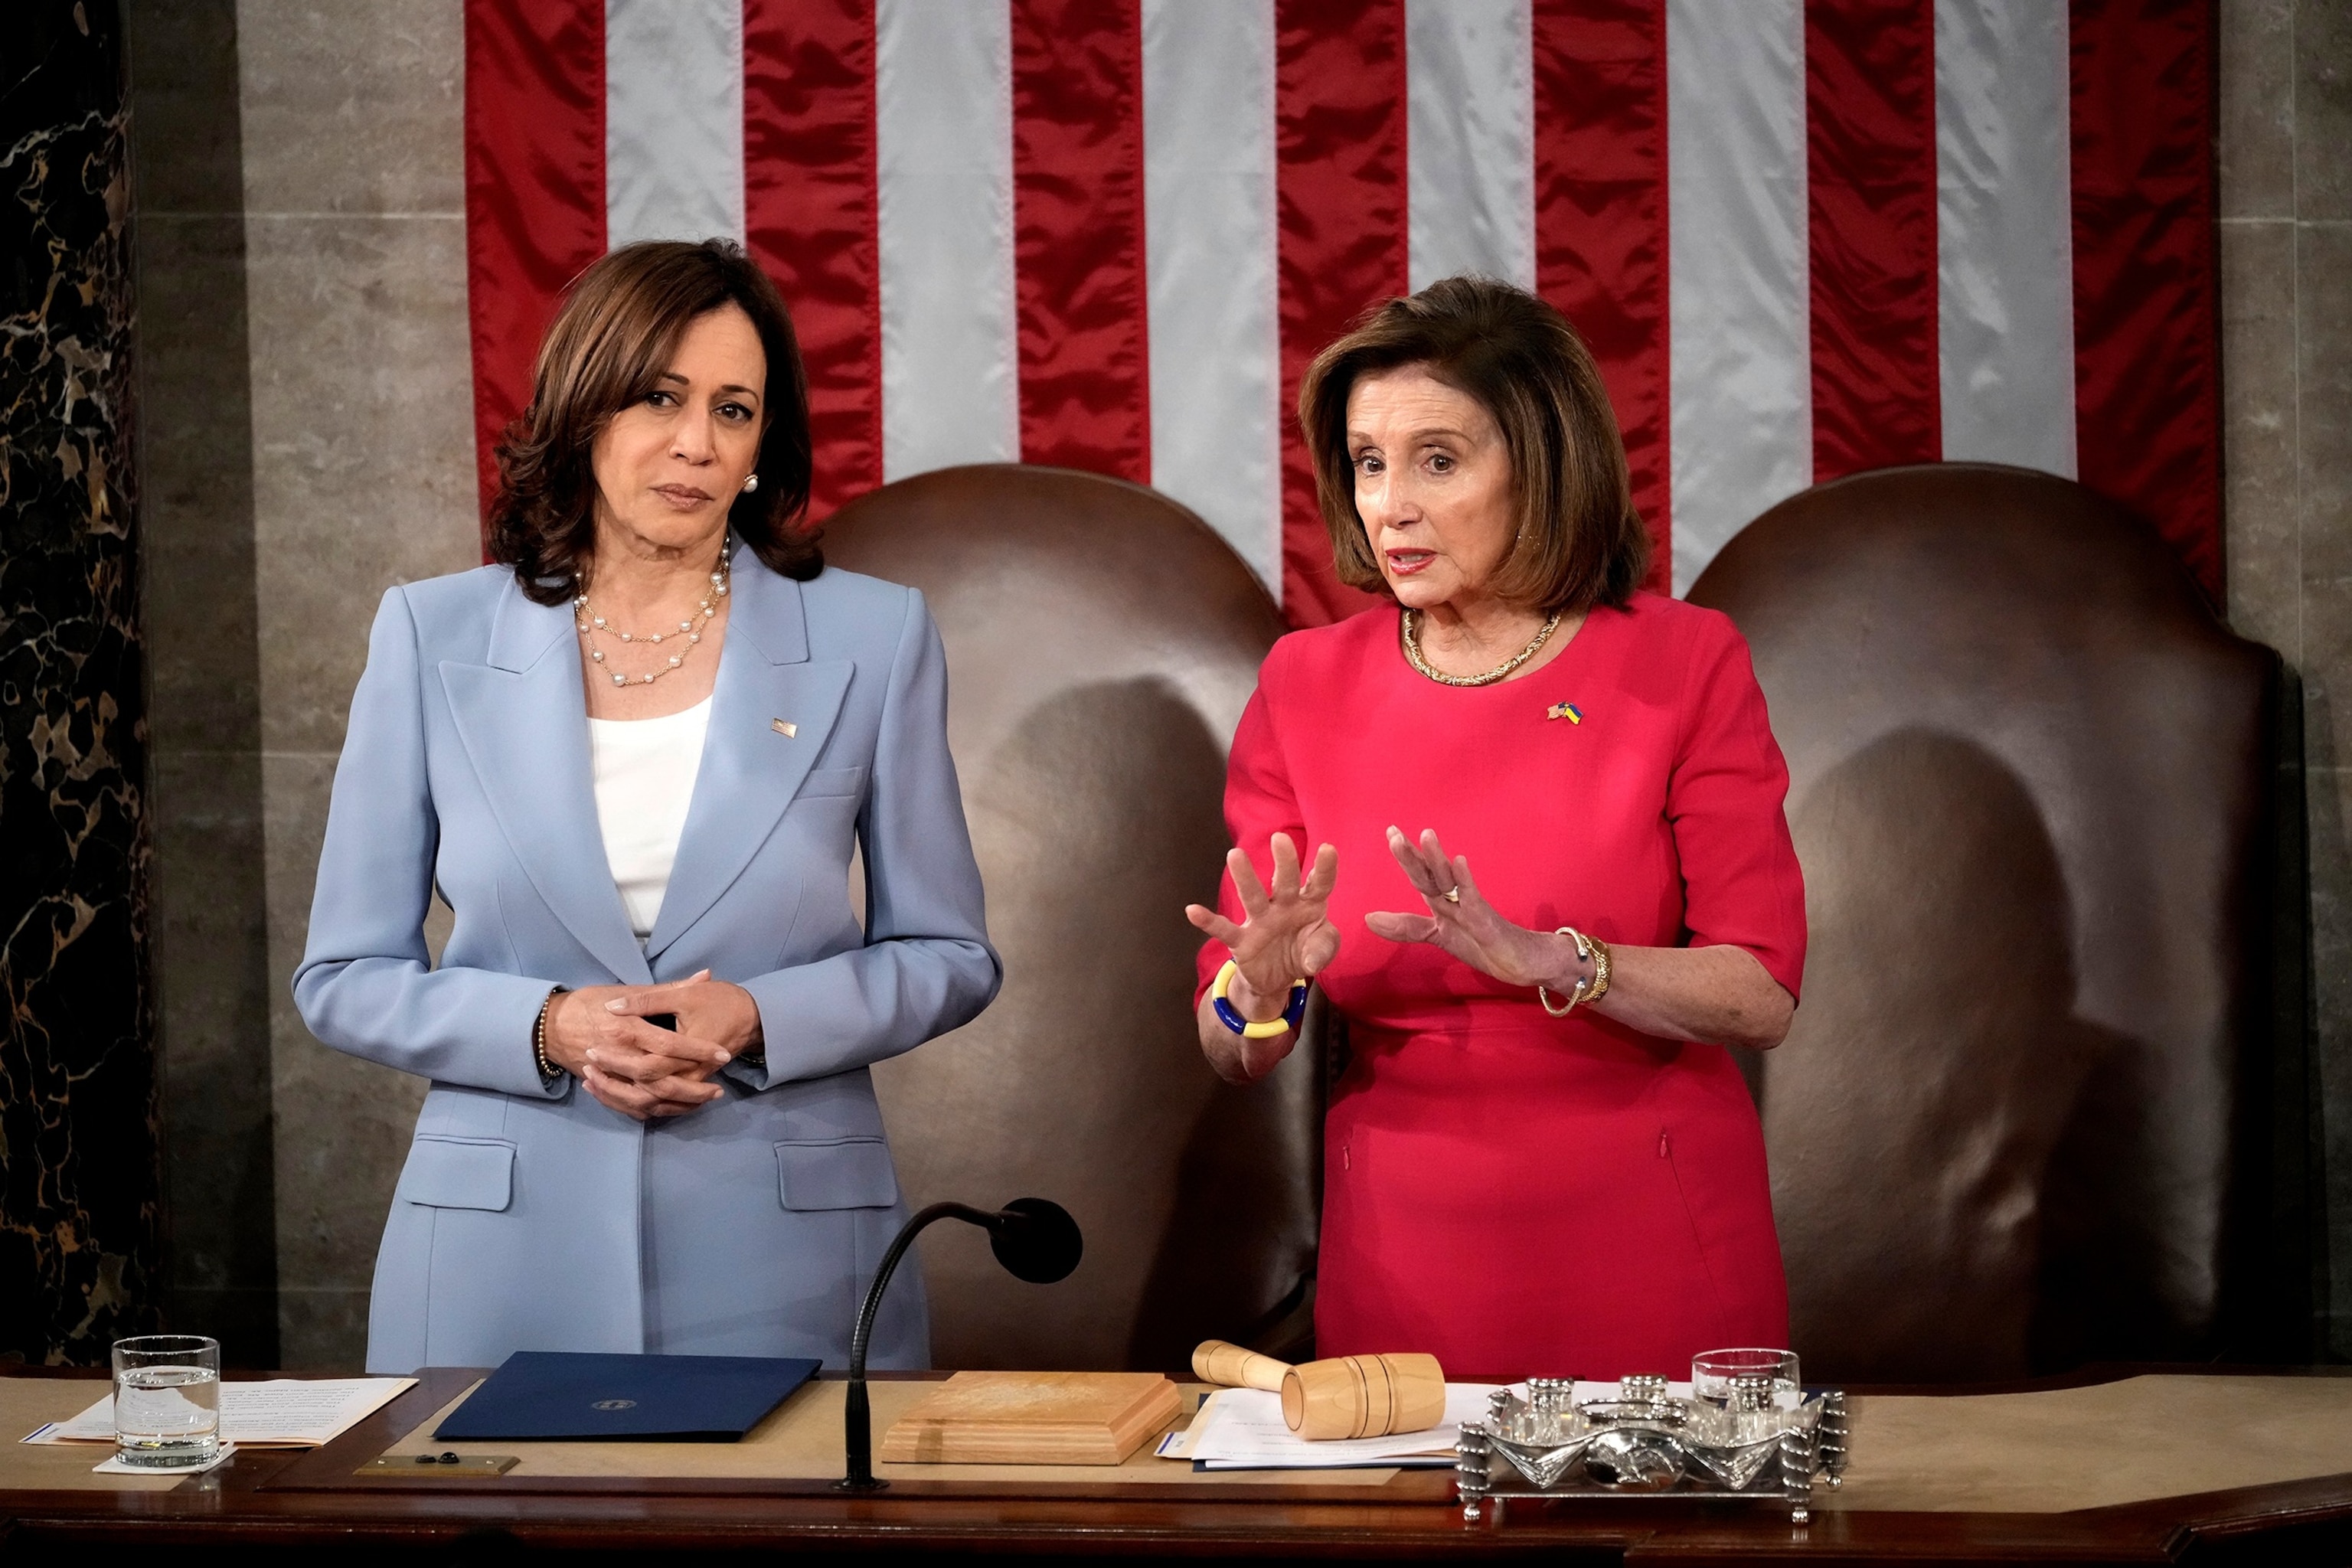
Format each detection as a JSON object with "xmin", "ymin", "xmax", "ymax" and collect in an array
[{"xmin": 586, "ymin": 697, "xmax": 713, "ymax": 940}]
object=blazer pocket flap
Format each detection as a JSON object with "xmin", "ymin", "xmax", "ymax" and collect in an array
[
  {"xmin": 795, "ymin": 766, "xmax": 867, "ymax": 800},
  {"xmin": 775, "ymin": 1137, "xmax": 898, "ymax": 1210},
  {"xmin": 394, "ymin": 1136, "xmax": 515, "ymax": 1212}
]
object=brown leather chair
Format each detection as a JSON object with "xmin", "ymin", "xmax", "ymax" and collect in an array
[
  {"xmin": 1689, "ymin": 463, "xmax": 2280, "ymax": 1382},
  {"xmin": 822, "ymin": 464, "xmax": 1321, "ymax": 1373}
]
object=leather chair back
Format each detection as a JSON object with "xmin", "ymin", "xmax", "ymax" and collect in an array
[
  {"xmin": 1689, "ymin": 464, "xmax": 2276, "ymax": 1382},
  {"xmin": 822, "ymin": 465, "xmax": 1320, "ymax": 1372}
]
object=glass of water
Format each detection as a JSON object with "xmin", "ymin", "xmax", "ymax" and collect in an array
[
  {"xmin": 111, "ymin": 1335, "xmax": 220, "ymax": 1467},
  {"xmin": 1690, "ymin": 1347, "xmax": 1800, "ymax": 1409}
]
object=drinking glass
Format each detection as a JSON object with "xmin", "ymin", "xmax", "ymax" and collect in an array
[
  {"xmin": 1690, "ymin": 1348, "xmax": 1800, "ymax": 1409},
  {"xmin": 111, "ymin": 1335, "xmax": 220, "ymax": 1467}
]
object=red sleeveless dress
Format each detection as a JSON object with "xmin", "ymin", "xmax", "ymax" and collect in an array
[{"xmin": 1197, "ymin": 593, "xmax": 1805, "ymax": 1380}]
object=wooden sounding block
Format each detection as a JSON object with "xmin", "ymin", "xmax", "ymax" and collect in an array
[
  {"xmin": 1192, "ymin": 1341, "xmax": 1447, "ymax": 1441},
  {"xmin": 878, "ymin": 1372, "xmax": 1182, "ymax": 1465}
]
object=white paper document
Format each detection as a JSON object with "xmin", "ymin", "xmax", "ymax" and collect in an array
[
  {"xmin": 24, "ymin": 1377, "xmax": 415, "ymax": 1449},
  {"xmin": 1160, "ymin": 1383, "xmax": 1506, "ymax": 1470}
]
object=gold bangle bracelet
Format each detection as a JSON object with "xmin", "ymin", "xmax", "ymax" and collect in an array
[{"xmin": 1537, "ymin": 927, "xmax": 1602, "ymax": 1018}]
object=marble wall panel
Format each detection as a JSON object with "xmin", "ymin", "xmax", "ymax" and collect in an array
[
  {"xmin": 125, "ymin": 0, "xmax": 245, "ymax": 211},
  {"xmin": 148, "ymin": 748, "xmax": 273, "ymax": 1355},
  {"xmin": 236, "ymin": 0, "xmax": 472, "ymax": 1369},
  {"xmin": 128, "ymin": 0, "xmax": 279, "ymax": 1366},
  {"xmin": 2297, "ymin": 0, "xmax": 2352, "ymax": 221},
  {"xmin": 263, "ymin": 751, "xmax": 426, "ymax": 1370},
  {"xmin": 2268, "ymin": 0, "xmax": 2352, "ymax": 1357},
  {"xmin": 2220, "ymin": 0, "xmax": 2298, "ymax": 220},
  {"xmin": 242, "ymin": 213, "xmax": 479, "ymax": 753},
  {"xmin": 2223, "ymin": 220, "xmax": 2302, "ymax": 655},
  {"xmin": 235, "ymin": 0, "xmax": 465, "ymax": 216},
  {"xmin": 0, "ymin": 0, "xmax": 162, "ymax": 1364},
  {"xmin": 2301, "ymin": 219, "xmax": 2352, "ymax": 1351}
]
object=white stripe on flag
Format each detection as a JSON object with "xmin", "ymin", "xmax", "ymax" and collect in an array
[
  {"xmin": 1667, "ymin": 0, "xmax": 1810, "ymax": 594},
  {"xmin": 875, "ymin": 0, "xmax": 1018, "ymax": 481},
  {"xmin": 605, "ymin": 0, "xmax": 744, "ymax": 247},
  {"xmin": 1142, "ymin": 0, "xmax": 1282, "ymax": 599},
  {"xmin": 1935, "ymin": 0, "xmax": 2076, "ymax": 477},
  {"xmin": 1406, "ymin": 0, "xmax": 1534, "ymax": 292}
]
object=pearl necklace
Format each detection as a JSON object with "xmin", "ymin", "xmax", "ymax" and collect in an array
[
  {"xmin": 1400, "ymin": 607, "xmax": 1563, "ymax": 688},
  {"xmin": 573, "ymin": 548, "xmax": 730, "ymax": 688}
]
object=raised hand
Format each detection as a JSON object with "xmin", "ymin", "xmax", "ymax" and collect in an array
[
  {"xmin": 1185, "ymin": 832, "xmax": 1340, "ymax": 1021},
  {"xmin": 1364, "ymin": 826, "xmax": 1585, "ymax": 992}
]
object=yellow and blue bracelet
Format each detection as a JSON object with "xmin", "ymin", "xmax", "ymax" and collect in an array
[{"xmin": 1211, "ymin": 959, "xmax": 1308, "ymax": 1038}]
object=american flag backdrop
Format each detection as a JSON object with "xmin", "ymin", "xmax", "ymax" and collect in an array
[{"xmin": 463, "ymin": 0, "xmax": 2217, "ymax": 627}]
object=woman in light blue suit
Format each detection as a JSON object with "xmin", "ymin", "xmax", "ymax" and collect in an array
[{"xmin": 296, "ymin": 240, "xmax": 999, "ymax": 1375}]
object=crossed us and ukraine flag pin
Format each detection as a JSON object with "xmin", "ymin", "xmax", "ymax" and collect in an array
[{"xmin": 1547, "ymin": 701, "xmax": 1584, "ymax": 724}]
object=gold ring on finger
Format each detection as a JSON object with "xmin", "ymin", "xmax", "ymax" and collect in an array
[{"xmin": 1442, "ymin": 886, "xmax": 1461, "ymax": 904}]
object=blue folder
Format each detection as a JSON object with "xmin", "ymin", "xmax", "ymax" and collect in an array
[{"xmin": 433, "ymin": 1351, "xmax": 822, "ymax": 1442}]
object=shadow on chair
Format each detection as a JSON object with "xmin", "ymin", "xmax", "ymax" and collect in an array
[{"xmin": 1691, "ymin": 462, "xmax": 2290, "ymax": 1381}]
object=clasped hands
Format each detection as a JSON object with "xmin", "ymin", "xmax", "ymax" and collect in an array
[
  {"xmin": 538, "ymin": 969, "xmax": 765, "ymax": 1121},
  {"xmin": 1184, "ymin": 827, "xmax": 1590, "ymax": 1022}
]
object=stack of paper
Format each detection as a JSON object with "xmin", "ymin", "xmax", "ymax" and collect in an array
[
  {"xmin": 23, "ymin": 1377, "xmax": 415, "ymax": 1449},
  {"xmin": 1158, "ymin": 1383, "xmax": 1504, "ymax": 1470}
]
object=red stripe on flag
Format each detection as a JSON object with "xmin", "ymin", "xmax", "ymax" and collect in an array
[
  {"xmin": 2069, "ymin": 0, "xmax": 2220, "ymax": 605},
  {"xmin": 1532, "ymin": 0, "xmax": 1671, "ymax": 596},
  {"xmin": 743, "ymin": 0, "xmax": 881, "ymax": 524},
  {"xmin": 1275, "ymin": 0, "xmax": 1406, "ymax": 629},
  {"xmin": 463, "ymin": 0, "xmax": 604, "ymax": 538},
  {"xmin": 1805, "ymin": 0, "xmax": 1940, "ymax": 480},
  {"xmin": 1011, "ymin": 0, "xmax": 1150, "ymax": 482}
]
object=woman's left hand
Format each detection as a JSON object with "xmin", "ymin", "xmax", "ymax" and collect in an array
[{"xmin": 1363, "ymin": 826, "xmax": 1582, "ymax": 992}]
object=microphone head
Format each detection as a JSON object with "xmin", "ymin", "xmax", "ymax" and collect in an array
[{"xmin": 990, "ymin": 1198, "xmax": 1083, "ymax": 1284}]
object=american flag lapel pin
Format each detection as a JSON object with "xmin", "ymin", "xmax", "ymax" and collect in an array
[
  {"xmin": 772, "ymin": 718, "xmax": 797, "ymax": 737},
  {"xmin": 1547, "ymin": 702, "xmax": 1583, "ymax": 724}
]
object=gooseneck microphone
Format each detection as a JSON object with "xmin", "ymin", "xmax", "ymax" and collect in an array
[{"xmin": 837, "ymin": 1197, "xmax": 1083, "ymax": 1492}]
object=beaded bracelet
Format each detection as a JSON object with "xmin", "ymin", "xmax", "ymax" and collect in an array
[
  {"xmin": 1210, "ymin": 959, "xmax": 1308, "ymax": 1038},
  {"xmin": 533, "ymin": 986, "xmax": 568, "ymax": 1083}
]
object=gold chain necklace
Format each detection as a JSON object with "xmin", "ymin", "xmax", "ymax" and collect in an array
[
  {"xmin": 1400, "ymin": 607, "xmax": 1563, "ymax": 688},
  {"xmin": 573, "ymin": 547, "xmax": 730, "ymax": 688}
]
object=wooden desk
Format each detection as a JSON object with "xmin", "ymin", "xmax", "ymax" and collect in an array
[{"xmin": 5, "ymin": 1366, "xmax": 2351, "ymax": 1563}]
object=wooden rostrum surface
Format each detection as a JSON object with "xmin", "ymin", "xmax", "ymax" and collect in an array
[{"xmin": 4, "ymin": 1365, "xmax": 2352, "ymax": 1563}]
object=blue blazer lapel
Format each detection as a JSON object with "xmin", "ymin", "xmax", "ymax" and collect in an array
[
  {"xmin": 438, "ymin": 577, "xmax": 652, "ymax": 985},
  {"xmin": 645, "ymin": 560, "xmax": 851, "ymax": 962}
]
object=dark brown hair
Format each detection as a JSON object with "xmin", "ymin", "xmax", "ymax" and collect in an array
[
  {"xmin": 1297, "ymin": 276, "xmax": 1648, "ymax": 612},
  {"xmin": 487, "ymin": 239, "xmax": 822, "ymax": 604}
]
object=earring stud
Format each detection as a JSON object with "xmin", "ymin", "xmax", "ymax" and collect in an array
[{"xmin": 742, "ymin": 473, "xmax": 760, "ymax": 493}]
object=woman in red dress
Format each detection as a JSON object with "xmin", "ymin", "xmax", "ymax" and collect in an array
[{"xmin": 1188, "ymin": 278, "xmax": 1805, "ymax": 1380}]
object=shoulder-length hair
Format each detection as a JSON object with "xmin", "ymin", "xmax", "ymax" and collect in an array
[
  {"xmin": 1297, "ymin": 276, "xmax": 1648, "ymax": 613},
  {"xmin": 487, "ymin": 239, "xmax": 822, "ymax": 605}
]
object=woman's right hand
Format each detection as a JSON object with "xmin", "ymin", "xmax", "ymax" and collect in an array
[
  {"xmin": 540, "ymin": 977, "xmax": 733, "ymax": 1120},
  {"xmin": 1186, "ymin": 832, "xmax": 1341, "ymax": 1023}
]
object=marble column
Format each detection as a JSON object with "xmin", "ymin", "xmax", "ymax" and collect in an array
[{"xmin": 0, "ymin": 0, "xmax": 162, "ymax": 1363}]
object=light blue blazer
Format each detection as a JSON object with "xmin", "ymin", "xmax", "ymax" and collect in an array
[{"xmin": 293, "ymin": 551, "xmax": 1000, "ymax": 1375}]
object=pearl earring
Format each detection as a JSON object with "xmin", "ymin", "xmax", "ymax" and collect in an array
[{"xmin": 742, "ymin": 473, "xmax": 760, "ymax": 493}]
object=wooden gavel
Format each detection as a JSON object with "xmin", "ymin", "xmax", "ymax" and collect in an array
[{"xmin": 1191, "ymin": 1340, "xmax": 1446, "ymax": 1441}]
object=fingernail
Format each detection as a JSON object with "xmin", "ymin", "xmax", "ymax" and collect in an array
[
  {"xmin": 606, "ymin": 999, "xmax": 625, "ymax": 1011},
  {"xmin": 585, "ymin": 1050, "xmax": 598, "ymax": 1063}
]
